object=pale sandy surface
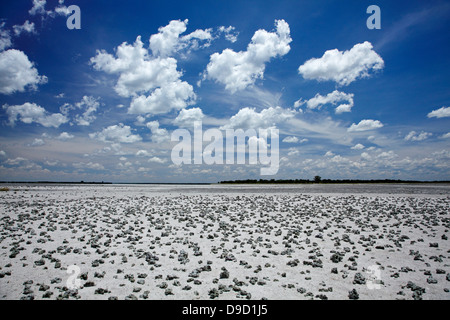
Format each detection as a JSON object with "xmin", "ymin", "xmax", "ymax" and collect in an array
[{"xmin": 0, "ymin": 184, "xmax": 449, "ymax": 300}]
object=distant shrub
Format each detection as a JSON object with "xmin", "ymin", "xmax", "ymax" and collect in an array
[{"xmin": 0, "ymin": 187, "xmax": 10, "ymax": 191}]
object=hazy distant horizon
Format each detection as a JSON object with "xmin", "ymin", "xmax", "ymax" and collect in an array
[{"xmin": 1, "ymin": 179, "xmax": 450, "ymax": 185}]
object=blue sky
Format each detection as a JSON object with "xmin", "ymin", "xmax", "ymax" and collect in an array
[{"xmin": 0, "ymin": 0, "xmax": 449, "ymax": 182}]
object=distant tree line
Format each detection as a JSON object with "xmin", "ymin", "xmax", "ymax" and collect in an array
[{"xmin": 218, "ymin": 177, "xmax": 450, "ymax": 184}]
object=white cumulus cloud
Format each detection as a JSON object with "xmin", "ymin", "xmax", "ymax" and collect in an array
[
  {"xmin": 74, "ymin": 96, "xmax": 100, "ymax": 126},
  {"xmin": 348, "ymin": 119, "xmax": 383, "ymax": 132},
  {"xmin": 293, "ymin": 98, "xmax": 305, "ymax": 109},
  {"xmin": 128, "ymin": 80, "xmax": 195, "ymax": 115},
  {"xmin": 220, "ymin": 106, "xmax": 296, "ymax": 130},
  {"xmin": 149, "ymin": 19, "xmax": 213, "ymax": 58},
  {"xmin": 57, "ymin": 132, "xmax": 74, "ymax": 141},
  {"xmin": 148, "ymin": 156, "xmax": 167, "ymax": 164},
  {"xmin": 173, "ymin": 107, "xmax": 204, "ymax": 128},
  {"xmin": 3, "ymin": 102, "xmax": 68, "ymax": 128},
  {"xmin": 282, "ymin": 136, "xmax": 299, "ymax": 143},
  {"xmin": 298, "ymin": 41, "xmax": 384, "ymax": 86},
  {"xmin": 54, "ymin": 5, "xmax": 72, "ymax": 16},
  {"xmin": 13, "ymin": 20, "xmax": 36, "ymax": 36},
  {"xmin": 146, "ymin": 120, "xmax": 170, "ymax": 143},
  {"xmin": 90, "ymin": 33, "xmax": 196, "ymax": 116},
  {"xmin": 306, "ymin": 90, "xmax": 354, "ymax": 114},
  {"xmin": 205, "ymin": 19, "xmax": 292, "ymax": 93},
  {"xmin": 0, "ymin": 49, "xmax": 47, "ymax": 94},
  {"xmin": 136, "ymin": 150, "xmax": 152, "ymax": 157},
  {"xmin": 89, "ymin": 123, "xmax": 142, "ymax": 144},
  {"xmin": 59, "ymin": 96, "xmax": 101, "ymax": 126},
  {"xmin": 91, "ymin": 37, "xmax": 178, "ymax": 96},
  {"xmin": 351, "ymin": 143, "xmax": 365, "ymax": 150},
  {"xmin": 218, "ymin": 26, "xmax": 239, "ymax": 43},
  {"xmin": 29, "ymin": 0, "xmax": 47, "ymax": 15},
  {"xmin": 427, "ymin": 106, "xmax": 450, "ymax": 118},
  {"xmin": 30, "ymin": 138, "xmax": 45, "ymax": 146},
  {"xmin": 404, "ymin": 131, "xmax": 432, "ymax": 141},
  {"xmin": 0, "ymin": 23, "xmax": 12, "ymax": 51}
]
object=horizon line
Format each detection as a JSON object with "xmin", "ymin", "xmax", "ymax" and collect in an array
[{"xmin": 1, "ymin": 179, "xmax": 450, "ymax": 185}]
